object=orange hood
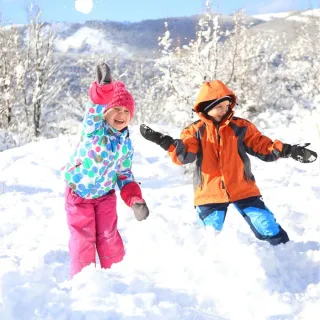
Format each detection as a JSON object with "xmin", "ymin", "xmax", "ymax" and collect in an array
[{"xmin": 194, "ymin": 80, "xmax": 237, "ymax": 113}]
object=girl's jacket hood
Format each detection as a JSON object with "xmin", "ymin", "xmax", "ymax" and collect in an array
[{"xmin": 193, "ymin": 80, "xmax": 237, "ymax": 113}]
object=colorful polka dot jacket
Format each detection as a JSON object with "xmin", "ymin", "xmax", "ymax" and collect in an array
[{"xmin": 61, "ymin": 101, "xmax": 139, "ymax": 200}]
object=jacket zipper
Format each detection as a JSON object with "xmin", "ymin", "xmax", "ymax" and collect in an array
[
  {"xmin": 221, "ymin": 179, "xmax": 231, "ymax": 200},
  {"xmin": 216, "ymin": 125, "xmax": 230, "ymax": 201},
  {"xmin": 67, "ymin": 162, "xmax": 82, "ymax": 172}
]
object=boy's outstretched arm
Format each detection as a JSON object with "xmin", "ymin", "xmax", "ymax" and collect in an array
[
  {"xmin": 140, "ymin": 124, "xmax": 200, "ymax": 165},
  {"xmin": 243, "ymin": 120, "xmax": 317, "ymax": 163}
]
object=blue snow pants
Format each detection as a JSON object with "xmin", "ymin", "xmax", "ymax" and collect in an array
[{"xmin": 196, "ymin": 196, "xmax": 289, "ymax": 246}]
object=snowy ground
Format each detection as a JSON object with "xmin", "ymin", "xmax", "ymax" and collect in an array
[{"xmin": 0, "ymin": 124, "xmax": 319, "ymax": 320}]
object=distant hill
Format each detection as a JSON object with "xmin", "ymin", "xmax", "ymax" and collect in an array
[
  {"xmin": 51, "ymin": 14, "xmax": 262, "ymax": 58},
  {"xmin": 52, "ymin": 9, "xmax": 319, "ymax": 57},
  {"xmin": 249, "ymin": 9, "xmax": 320, "ymax": 47},
  {"xmin": 5, "ymin": 9, "xmax": 319, "ymax": 58}
]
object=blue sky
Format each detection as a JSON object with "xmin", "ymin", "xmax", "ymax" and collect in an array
[{"xmin": 0, "ymin": 0, "xmax": 319, "ymax": 24}]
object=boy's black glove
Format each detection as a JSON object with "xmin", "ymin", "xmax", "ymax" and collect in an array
[
  {"xmin": 140, "ymin": 124, "xmax": 174, "ymax": 151},
  {"xmin": 96, "ymin": 62, "xmax": 112, "ymax": 85},
  {"xmin": 280, "ymin": 143, "xmax": 317, "ymax": 163},
  {"xmin": 132, "ymin": 202, "xmax": 149, "ymax": 221}
]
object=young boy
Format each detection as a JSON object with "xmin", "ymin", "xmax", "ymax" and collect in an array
[
  {"xmin": 62, "ymin": 63, "xmax": 149, "ymax": 278},
  {"xmin": 140, "ymin": 80, "xmax": 317, "ymax": 246}
]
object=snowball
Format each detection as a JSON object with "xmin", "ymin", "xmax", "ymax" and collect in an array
[{"xmin": 75, "ymin": 0, "xmax": 93, "ymax": 14}]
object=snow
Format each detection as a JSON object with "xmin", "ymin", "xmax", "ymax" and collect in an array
[
  {"xmin": 55, "ymin": 26, "xmax": 114, "ymax": 52},
  {"xmin": 286, "ymin": 9, "xmax": 320, "ymax": 22},
  {"xmin": 252, "ymin": 11, "xmax": 294, "ymax": 21},
  {"xmin": 301, "ymin": 8, "xmax": 320, "ymax": 17},
  {"xmin": 253, "ymin": 9, "xmax": 320, "ymax": 22},
  {"xmin": 0, "ymin": 123, "xmax": 319, "ymax": 319},
  {"xmin": 75, "ymin": 0, "xmax": 94, "ymax": 15},
  {"xmin": 54, "ymin": 26, "xmax": 132, "ymax": 57}
]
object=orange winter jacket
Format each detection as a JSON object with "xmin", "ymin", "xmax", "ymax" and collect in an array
[{"xmin": 168, "ymin": 80, "xmax": 283, "ymax": 206}]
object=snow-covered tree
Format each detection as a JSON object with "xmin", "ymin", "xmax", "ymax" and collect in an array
[
  {"xmin": 21, "ymin": 5, "xmax": 66, "ymax": 137},
  {"xmin": 0, "ymin": 24, "xmax": 21, "ymax": 128},
  {"xmin": 282, "ymin": 16, "xmax": 320, "ymax": 109},
  {"xmin": 154, "ymin": 1, "xmax": 237, "ymax": 126}
]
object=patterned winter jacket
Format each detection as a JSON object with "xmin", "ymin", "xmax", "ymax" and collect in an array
[
  {"xmin": 61, "ymin": 102, "xmax": 138, "ymax": 200},
  {"xmin": 167, "ymin": 80, "xmax": 284, "ymax": 205}
]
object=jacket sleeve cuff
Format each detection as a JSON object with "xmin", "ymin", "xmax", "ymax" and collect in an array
[
  {"xmin": 269, "ymin": 140, "xmax": 284, "ymax": 159},
  {"xmin": 120, "ymin": 182, "xmax": 144, "ymax": 207},
  {"xmin": 88, "ymin": 81, "xmax": 114, "ymax": 105},
  {"xmin": 270, "ymin": 139, "xmax": 284, "ymax": 152}
]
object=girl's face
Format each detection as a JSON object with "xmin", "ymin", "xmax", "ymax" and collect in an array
[
  {"xmin": 104, "ymin": 106, "xmax": 131, "ymax": 131},
  {"xmin": 207, "ymin": 100, "xmax": 231, "ymax": 122}
]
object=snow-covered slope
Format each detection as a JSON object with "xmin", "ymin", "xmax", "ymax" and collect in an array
[
  {"xmin": 55, "ymin": 26, "xmax": 132, "ymax": 57},
  {"xmin": 253, "ymin": 8, "xmax": 320, "ymax": 21},
  {"xmin": 253, "ymin": 11, "xmax": 295, "ymax": 21},
  {"xmin": 0, "ymin": 124, "xmax": 319, "ymax": 319}
]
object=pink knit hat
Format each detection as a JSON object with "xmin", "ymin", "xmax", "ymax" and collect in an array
[
  {"xmin": 89, "ymin": 80, "xmax": 135, "ymax": 119},
  {"xmin": 105, "ymin": 81, "xmax": 135, "ymax": 119}
]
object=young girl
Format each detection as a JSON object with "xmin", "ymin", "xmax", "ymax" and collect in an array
[
  {"xmin": 140, "ymin": 80, "xmax": 317, "ymax": 246},
  {"xmin": 61, "ymin": 63, "xmax": 149, "ymax": 278}
]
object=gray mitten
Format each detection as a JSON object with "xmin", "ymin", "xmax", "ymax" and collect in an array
[
  {"xmin": 132, "ymin": 202, "xmax": 149, "ymax": 221},
  {"xmin": 96, "ymin": 62, "xmax": 112, "ymax": 85}
]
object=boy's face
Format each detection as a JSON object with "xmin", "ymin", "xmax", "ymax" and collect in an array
[
  {"xmin": 207, "ymin": 100, "xmax": 231, "ymax": 122},
  {"xmin": 104, "ymin": 106, "xmax": 130, "ymax": 131}
]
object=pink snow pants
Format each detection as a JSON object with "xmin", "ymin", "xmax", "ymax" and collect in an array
[{"xmin": 65, "ymin": 186, "xmax": 125, "ymax": 278}]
